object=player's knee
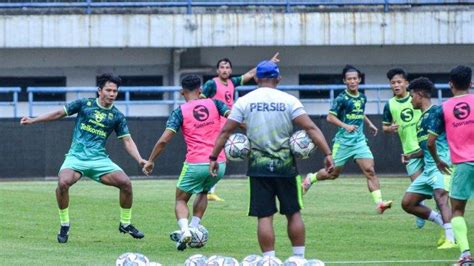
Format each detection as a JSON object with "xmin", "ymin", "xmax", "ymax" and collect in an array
[
  {"xmin": 434, "ymin": 191, "xmax": 448, "ymax": 203},
  {"xmin": 329, "ymin": 172, "xmax": 339, "ymax": 179},
  {"xmin": 363, "ymin": 167, "xmax": 376, "ymax": 178},
  {"xmin": 119, "ymin": 180, "xmax": 132, "ymax": 193},
  {"xmin": 401, "ymin": 198, "xmax": 412, "ymax": 212},
  {"xmin": 57, "ymin": 180, "xmax": 71, "ymax": 192}
]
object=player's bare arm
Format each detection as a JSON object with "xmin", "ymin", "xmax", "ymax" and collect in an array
[
  {"xmin": 241, "ymin": 52, "xmax": 280, "ymax": 84},
  {"xmin": 327, "ymin": 113, "xmax": 357, "ymax": 133},
  {"xmin": 20, "ymin": 109, "xmax": 67, "ymax": 125},
  {"xmin": 401, "ymin": 149, "xmax": 423, "ymax": 165},
  {"xmin": 427, "ymin": 133, "xmax": 451, "ymax": 175},
  {"xmin": 142, "ymin": 129, "xmax": 176, "ymax": 176},
  {"xmin": 121, "ymin": 136, "xmax": 146, "ymax": 167},
  {"xmin": 382, "ymin": 123, "xmax": 399, "ymax": 133},
  {"xmin": 364, "ymin": 116, "xmax": 378, "ymax": 136}
]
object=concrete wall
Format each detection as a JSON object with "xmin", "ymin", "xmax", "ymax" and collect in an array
[
  {"xmin": 0, "ymin": 116, "xmax": 406, "ymax": 179},
  {"xmin": 0, "ymin": 10, "xmax": 473, "ymax": 48}
]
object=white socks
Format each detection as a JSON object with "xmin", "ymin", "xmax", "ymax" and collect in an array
[
  {"xmin": 177, "ymin": 218, "xmax": 189, "ymax": 232},
  {"xmin": 190, "ymin": 216, "xmax": 201, "ymax": 228},
  {"xmin": 292, "ymin": 246, "xmax": 305, "ymax": 258},
  {"xmin": 428, "ymin": 211, "xmax": 443, "ymax": 226},
  {"xmin": 263, "ymin": 251, "xmax": 275, "ymax": 257},
  {"xmin": 443, "ymin": 223, "xmax": 455, "ymax": 243}
]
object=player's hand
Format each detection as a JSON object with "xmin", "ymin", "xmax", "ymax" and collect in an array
[
  {"xmin": 344, "ymin": 124, "xmax": 358, "ymax": 133},
  {"xmin": 209, "ymin": 161, "xmax": 219, "ymax": 177},
  {"xmin": 142, "ymin": 161, "xmax": 154, "ymax": 176},
  {"xmin": 389, "ymin": 123, "xmax": 399, "ymax": 133},
  {"xmin": 436, "ymin": 160, "xmax": 452, "ymax": 175},
  {"xmin": 368, "ymin": 123, "xmax": 378, "ymax": 136},
  {"xmin": 270, "ymin": 52, "xmax": 280, "ymax": 63},
  {"xmin": 138, "ymin": 158, "xmax": 147, "ymax": 168},
  {"xmin": 324, "ymin": 155, "xmax": 335, "ymax": 173},
  {"xmin": 401, "ymin": 154, "xmax": 410, "ymax": 164},
  {"xmin": 20, "ymin": 117, "xmax": 34, "ymax": 125}
]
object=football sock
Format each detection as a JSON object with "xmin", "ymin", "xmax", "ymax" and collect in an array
[
  {"xmin": 371, "ymin": 190, "xmax": 383, "ymax": 204},
  {"xmin": 120, "ymin": 208, "xmax": 132, "ymax": 226},
  {"xmin": 263, "ymin": 251, "xmax": 275, "ymax": 257},
  {"xmin": 443, "ymin": 223, "xmax": 455, "ymax": 243},
  {"xmin": 59, "ymin": 208, "xmax": 70, "ymax": 226},
  {"xmin": 209, "ymin": 185, "xmax": 216, "ymax": 194},
  {"xmin": 292, "ymin": 246, "xmax": 305, "ymax": 258},
  {"xmin": 428, "ymin": 211, "xmax": 443, "ymax": 226},
  {"xmin": 178, "ymin": 218, "xmax": 189, "ymax": 232},
  {"xmin": 309, "ymin": 173, "xmax": 318, "ymax": 184},
  {"xmin": 452, "ymin": 216, "xmax": 470, "ymax": 253},
  {"xmin": 190, "ymin": 216, "xmax": 201, "ymax": 228}
]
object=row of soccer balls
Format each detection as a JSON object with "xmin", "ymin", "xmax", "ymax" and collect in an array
[
  {"xmin": 225, "ymin": 130, "xmax": 316, "ymax": 161},
  {"xmin": 116, "ymin": 252, "xmax": 325, "ymax": 266}
]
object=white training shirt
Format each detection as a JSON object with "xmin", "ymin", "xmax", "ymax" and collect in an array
[{"xmin": 229, "ymin": 87, "xmax": 306, "ymax": 159}]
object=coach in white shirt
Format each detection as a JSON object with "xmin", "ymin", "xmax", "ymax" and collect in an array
[{"xmin": 209, "ymin": 60, "xmax": 334, "ymax": 258}]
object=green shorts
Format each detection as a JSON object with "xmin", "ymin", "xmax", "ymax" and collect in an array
[
  {"xmin": 59, "ymin": 155, "xmax": 123, "ymax": 182},
  {"xmin": 406, "ymin": 157, "xmax": 424, "ymax": 177},
  {"xmin": 332, "ymin": 141, "xmax": 374, "ymax": 167},
  {"xmin": 407, "ymin": 167, "xmax": 450, "ymax": 197},
  {"xmin": 177, "ymin": 162, "xmax": 226, "ymax": 194},
  {"xmin": 449, "ymin": 162, "xmax": 474, "ymax": 200}
]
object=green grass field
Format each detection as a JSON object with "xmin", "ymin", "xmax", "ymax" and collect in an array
[{"xmin": 1, "ymin": 177, "xmax": 472, "ymax": 265}]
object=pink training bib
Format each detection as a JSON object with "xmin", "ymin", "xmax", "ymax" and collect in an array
[
  {"xmin": 181, "ymin": 98, "xmax": 226, "ymax": 163},
  {"xmin": 442, "ymin": 94, "xmax": 474, "ymax": 163},
  {"xmin": 213, "ymin": 77, "xmax": 235, "ymax": 109}
]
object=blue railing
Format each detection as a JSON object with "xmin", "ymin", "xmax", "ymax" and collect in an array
[
  {"xmin": 0, "ymin": 87, "xmax": 21, "ymax": 118},
  {"xmin": 27, "ymin": 86, "xmax": 184, "ymax": 117},
  {"xmin": 23, "ymin": 84, "xmax": 452, "ymax": 117},
  {"xmin": 0, "ymin": 0, "xmax": 470, "ymax": 14}
]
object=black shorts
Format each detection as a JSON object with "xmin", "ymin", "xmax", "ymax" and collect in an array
[{"xmin": 248, "ymin": 176, "xmax": 303, "ymax": 218}]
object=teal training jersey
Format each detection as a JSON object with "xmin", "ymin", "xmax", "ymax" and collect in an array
[
  {"xmin": 166, "ymin": 99, "xmax": 230, "ymax": 132},
  {"xmin": 382, "ymin": 95, "xmax": 421, "ymax": 154},
  {"xmin": 202, "ymin": 76, "xmax": 243, "ymax": 99},
  {"xmin": 329, "ymin": 90, "xmax": 367, "ymax": 146},
  {"xmin": 417, "ymin": 105, "xmax": 450, "ymax": 169},
  {"xmin": 64, "ymin": 98, "xmax": 130, "ymax": 160}
]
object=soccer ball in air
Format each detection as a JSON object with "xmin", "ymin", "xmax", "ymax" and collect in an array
[
  {"xmin": 224, "ymin": 133, "xmax": 250, "ymax": 161},
  {"xmin": 241, "ymin": 254, "xmax": 263, "ymax": 266},
  {"xmin": 188, "ymin": 225, "xmax": 209, "ymax": 248},
  {"xmin": 115, "ymin": 252, "xmax": 149, "ymax": 266},
  {"xmin": 257, "ymin": 256, "xmax": 283, "ymax": 266},
  {"xmin": 289, "ymin": 130, "xmax": 316, "ymax": 159},
  {"xmin": 184, "ymin": 254, "xmax": 208, "ymax": 266},
  {"xmin": 283, "ymin": 256, "xmax": 308, "ymax": 266},
  {"xmin": 304, "ymin": 259, "xmax": 325, "ymax": 266}
]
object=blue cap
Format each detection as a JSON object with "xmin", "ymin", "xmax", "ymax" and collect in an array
[{"xmin": 256, "ymin": 60, "xmax": 280, "ymax": 78}]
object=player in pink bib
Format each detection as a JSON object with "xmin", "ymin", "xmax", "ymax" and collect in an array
[
  {"xmin": 427, "ymin": 65, "xmax": 473, "ymax": 265},
  {"xmin": 201, "ymin": 52, "xmax": 280, "ymax": 201},
  {"xmin": 142, "ymin": 75, "xmax": 230, "ymax": 251}
]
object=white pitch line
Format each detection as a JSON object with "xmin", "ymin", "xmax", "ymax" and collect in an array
[{"xmin": 325, "ymin": 259, "xmax": 456, "ymax": 264}]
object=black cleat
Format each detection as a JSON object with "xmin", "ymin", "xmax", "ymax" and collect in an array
[
  {"xmin": 57, "ymin": 225, "xmax": 69, "ymax": 243},
  {"xmin": 119, "ymin": 223, "xmax": 144, "ymax": 239}
]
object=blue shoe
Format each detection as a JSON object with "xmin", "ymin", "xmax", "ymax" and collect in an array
[{"xmin": 416, "ymin": 217, "xmax": 426, "ymax": 229}]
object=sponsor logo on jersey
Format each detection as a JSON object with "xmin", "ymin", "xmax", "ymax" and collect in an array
[
  {"xmin": 400, "ymin": 108, "xmax": 414, "ymax": 122},
  {"xmin": 453, "ymin": 102, "xmax": 470, "ymax": 120},
  {"xmin": 193, "ymin": 105, "xmax": 210, "ymax": 122},
  {"xmin": 250, "ymin": 102, "xmax": 286, "ymax": 112}
]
